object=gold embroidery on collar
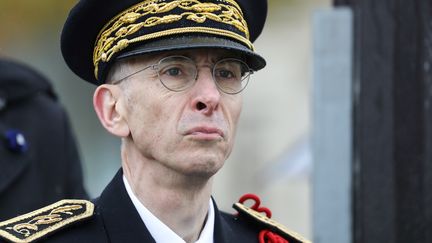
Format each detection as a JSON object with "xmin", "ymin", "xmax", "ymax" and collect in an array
[
  {"xmin": 233, "ymin": 203, "xmax": 312, "ymax": 243},
  {"xmin": 0, "ymin": 200, "xmax": 94, "ymax": 243},
  {"xmin": 93, "ymin": 0, "xmax": 252, "ymax": 80}
]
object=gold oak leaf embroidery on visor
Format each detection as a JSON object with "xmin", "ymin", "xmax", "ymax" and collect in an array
[{"xmin": 93, "ymin": 0, "xmax": 252, "ymax": 79}]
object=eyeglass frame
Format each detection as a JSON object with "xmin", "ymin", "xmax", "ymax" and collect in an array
[{"xmin": 110, "ymin": 55, "xmax": 254, "ymax": 95}]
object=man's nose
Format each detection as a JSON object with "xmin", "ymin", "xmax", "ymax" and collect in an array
[{"xmin": 190, "ymin": 68, "xmax": 221, "ymax": 115}]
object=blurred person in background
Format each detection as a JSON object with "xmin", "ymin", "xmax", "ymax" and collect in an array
[
  {"xmin": 0, "ymin": 58, "xmax": 88, "ymax": 221},
  {"xmin": 0, "ymin": 0, "xmax": 309, "ymax": 243}
]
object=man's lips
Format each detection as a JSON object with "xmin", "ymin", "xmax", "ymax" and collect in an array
[{"xmin": 185, "ymin": 126, "xmax": 225, "ymax": 139}]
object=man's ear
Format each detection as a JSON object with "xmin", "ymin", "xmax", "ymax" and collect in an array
[{"xmin": 93, "ymin": 84, "xmax": 130, "ymax": 137}]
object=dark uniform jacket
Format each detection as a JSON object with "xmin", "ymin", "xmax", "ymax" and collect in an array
[
  {"xmin": 43, "ymin": 169, "xmax": 264, "ymax": 242},
  {"xmin": 0, "ymin": 59, "xmax": 88, "ymax": 221},
  {"xmin": 0, "ymin": 169, "xmax": 310, "ymax": 243}
]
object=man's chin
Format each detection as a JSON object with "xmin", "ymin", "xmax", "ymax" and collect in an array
[{"xmin": 178, "ymin": 158, "xmax": 224, "ymax": 178}]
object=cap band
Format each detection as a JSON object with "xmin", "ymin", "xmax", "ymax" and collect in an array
[{"xmin": 93, "ymin": 0, "xmax": 253, "ymax": 80}]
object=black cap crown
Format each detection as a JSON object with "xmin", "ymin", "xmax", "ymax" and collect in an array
[{"xmin": 61, "ymin": 0, "xmax": 268, "ymax": 85}]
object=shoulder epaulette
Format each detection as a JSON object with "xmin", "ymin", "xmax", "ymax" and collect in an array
[
  {"xmin": 0, "ymin": 199, "xmax": 94, "ymax": 243},
  {"xmin": 234, "ymin": 194, "xmax": 311, "ymax": 243}
]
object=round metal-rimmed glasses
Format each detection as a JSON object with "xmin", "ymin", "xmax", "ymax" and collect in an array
[{"xmin": 112, "ymin": 55, "xmax": 253, "ymax": 94}]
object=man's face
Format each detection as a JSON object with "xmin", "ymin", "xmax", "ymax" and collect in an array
[{"xmin": 116, "ymin": 49, "xmax": 243, "ymax": 178}]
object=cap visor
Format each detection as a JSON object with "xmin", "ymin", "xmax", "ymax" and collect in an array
[{"xmin": 116, "ymin": 36, "xmax": 266, "ymax": 71}]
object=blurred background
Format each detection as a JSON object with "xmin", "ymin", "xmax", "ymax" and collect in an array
[{"xmin": 0, "ymin": 0, "xmax": 331, "ymax": 239}]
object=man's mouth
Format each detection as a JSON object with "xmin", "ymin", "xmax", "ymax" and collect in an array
[{"xmin": 185, "ymin": 126, "xmax": 225, "ymax": 140}]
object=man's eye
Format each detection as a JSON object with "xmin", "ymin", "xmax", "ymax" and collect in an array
[
  {"xmin": 166, "ymin": 67, "xmax": 182, "ymax": 76},
  {"xmin": 217, "ymin": 69, "xmax": 235, "ymax": 79}
]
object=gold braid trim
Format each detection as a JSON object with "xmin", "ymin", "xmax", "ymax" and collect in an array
[
  {"xmin": 0, "ymin": 200, "xmax": 94, "ymax": 243},
  {"xmin": 93, "ymin": 0, "xmax": 252, "ymax": 80},
  {"xmin": 233, "ymin": 203, "xmax": 312, "ymax": 243}
]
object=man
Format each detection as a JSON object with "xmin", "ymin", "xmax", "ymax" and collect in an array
[
  {"xmin": 0, "ymin": 58, "xmax": 88, "ymax": 221},
  {"xmin": 0, "ymin": 0, "xmax": 310, "ymax": 242}
]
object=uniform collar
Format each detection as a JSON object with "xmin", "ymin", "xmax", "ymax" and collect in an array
[
  {"xmin": 97, "ymin": 169, "xmax": 156, "ymax": 243},
  {"xmin": 97, "ymin": 169, "xmax": 234, "ymax": 243},
  {"xmin": 123, "ymin": 175, "xmax": 215, "ymax": 243}
]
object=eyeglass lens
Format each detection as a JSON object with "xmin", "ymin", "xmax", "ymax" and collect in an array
[{"xmin": 156, "ymin": 56, "xmax": 251, "ymax": 94}]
